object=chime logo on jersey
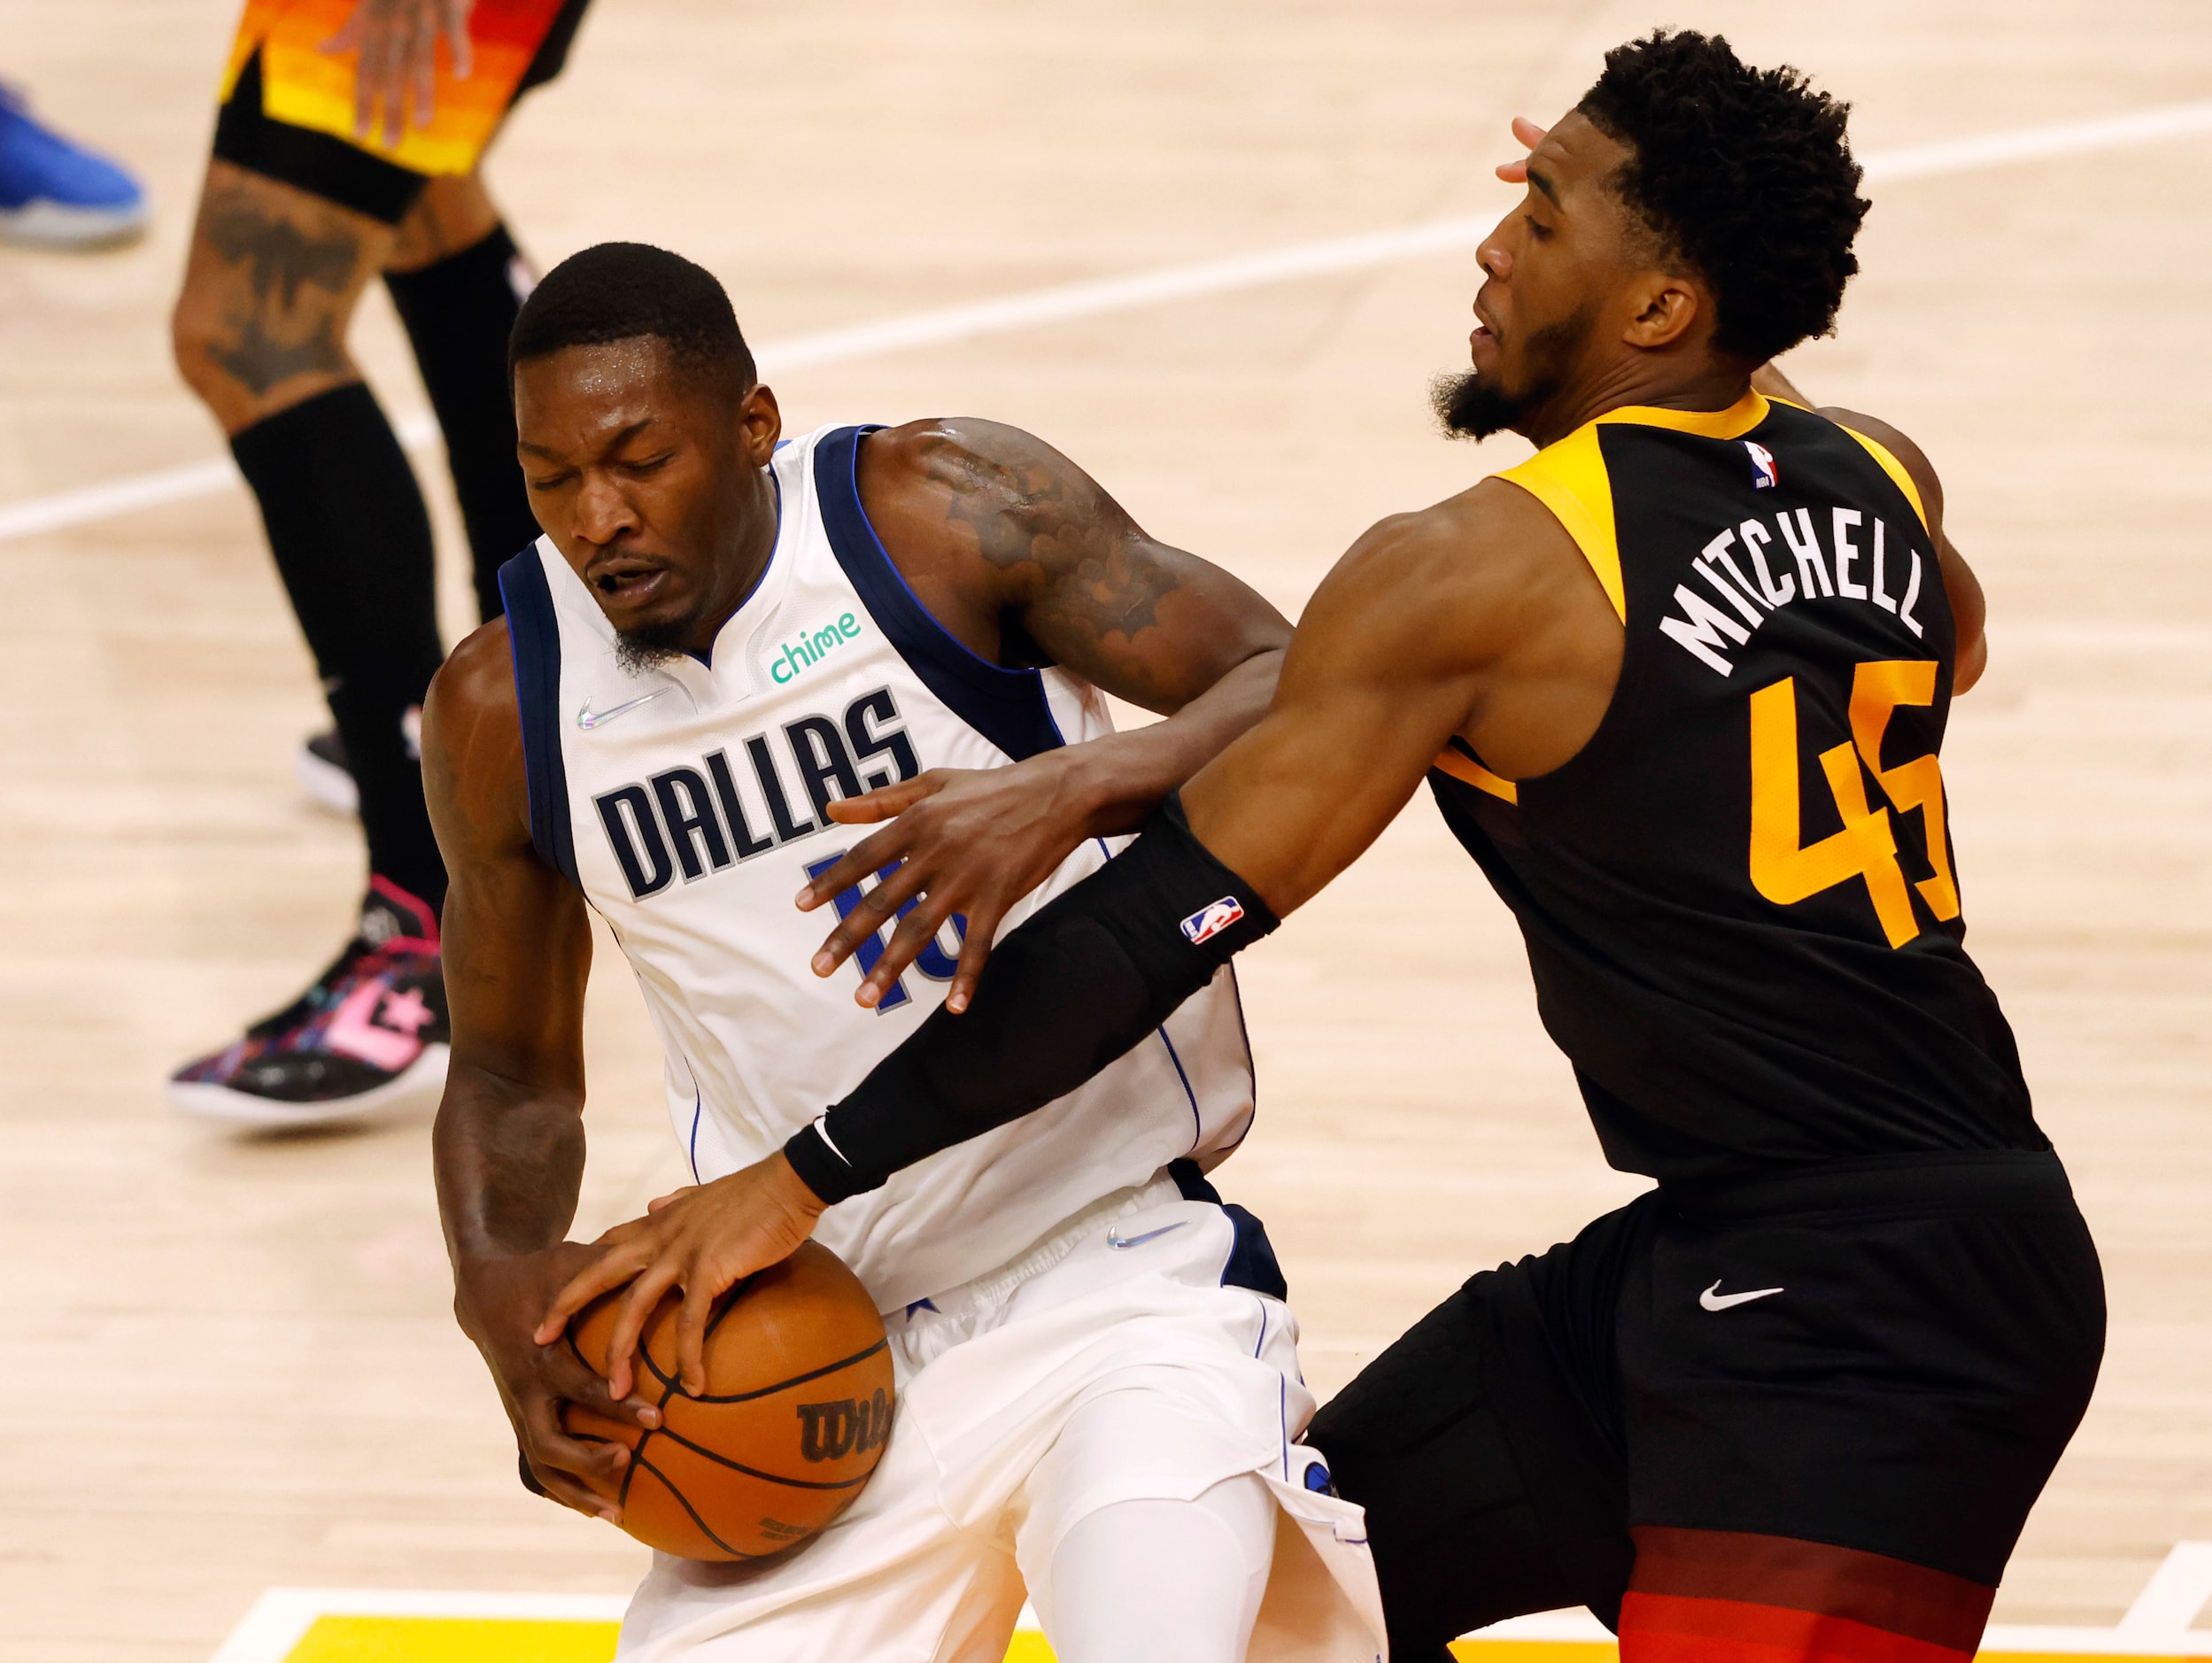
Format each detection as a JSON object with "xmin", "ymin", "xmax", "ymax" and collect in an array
[
  {"xmin": 1180, "ymin": 896, "xmax": 1245, "ymax": 946},
  {"xmin": 592, "ymin": 685, "xmax": 920, "ymax": 899},
  {"xmin": 768, "ymin": 611, "xmax": 864, "ymax": 685},
  {"xmin": 1745, "ymin": 440, "xmax": 1780, "ymax": 489}
]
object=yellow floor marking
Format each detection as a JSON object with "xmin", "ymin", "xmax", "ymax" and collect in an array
[
  {"xmin": 264, "ymin": 1615, "xmax": 2212, "ymax": 1662},
  {"xmin": 1447, "ymin": 1648, "xmax": 2212, "ymax": 1662},
  {"xmin": 285, "ymin": 1616, "xmax": 620, "ymax": 1663},
  {"xmin": 272, "ymin": 1616, "xmax": 1073, "ymax": 1662}
]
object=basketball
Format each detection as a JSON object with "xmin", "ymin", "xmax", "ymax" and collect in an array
[{"xmin": 560, "ymin": 1241, "xmax": 895, "ymax": 1561}]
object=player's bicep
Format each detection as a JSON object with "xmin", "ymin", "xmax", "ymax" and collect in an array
[
  {"xmin": 1185, "ymin": 520, "xmax": 1488, "ymax": 913},
  {"xmin": 932, "ymin": 419, "xmax": 1290, "ymax": 712},
  {"xmin": 441, "ymin": 856, "xmax": 592, "ymax": 1093},
  {"xmin": 1029, "ymin": 530, "xmax": 1292, "ymax": 715}
]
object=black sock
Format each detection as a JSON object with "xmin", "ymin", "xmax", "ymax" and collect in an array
[
  {"xmin": 231, "ymin": 383, "xmax": 449, "ymax": 913},
  {"xmin": 384, "ymin": 223, "xmax": 540, "ymax": 622}
]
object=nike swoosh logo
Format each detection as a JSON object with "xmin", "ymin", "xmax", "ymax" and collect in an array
[
  {"xmin": 1106, "ymin": 1220, "xmax": 1189, "ymax": 1250},
  {"xmin": 576, "ymin": 686, "xmax": 670, "ymax": 730},
  {"xmin": 1700, "ymin": 1280, "xmax": 1784, "ymax": 1311}
]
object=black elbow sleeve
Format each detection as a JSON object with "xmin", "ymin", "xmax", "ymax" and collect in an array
[{"xmin": 783, "ymin": 791, "xmax": 1277, "ymax": 1204}]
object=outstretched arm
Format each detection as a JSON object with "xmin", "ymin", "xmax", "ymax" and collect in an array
[
  {"xmin": 798, "ymin": 419, "xmax": 1293, "ymax": 1010},
  {"xmin": 424, "ymin": 624, "xmax": 661, "ymax": 1515}
]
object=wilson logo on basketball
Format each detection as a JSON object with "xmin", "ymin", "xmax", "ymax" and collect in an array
[{"xmin": 796, "ymin": 1387, "xmax": 892, "ymax": 1463}]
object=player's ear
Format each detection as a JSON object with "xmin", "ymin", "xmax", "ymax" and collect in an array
[
  {"xmin": 1621, "ymin": 273, "xmax": 1701, "ymax": 352},
  {"xmin": 739, "ymin": 382, "xmax": 782, "ymax": 464}
]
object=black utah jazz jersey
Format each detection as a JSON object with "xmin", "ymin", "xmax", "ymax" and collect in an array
[{"xmin": 1431, "ymin": 392, "xmax": 2040, "ymax": 1185}]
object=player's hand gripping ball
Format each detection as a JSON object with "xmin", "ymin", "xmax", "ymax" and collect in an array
[{"xmin": 561, "ymin": 1241, "xmax": 894, "ymax": 1559}]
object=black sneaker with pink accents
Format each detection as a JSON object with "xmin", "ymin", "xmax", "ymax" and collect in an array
[{"xmin": 167, "ymin": 878, "xmax": 449, "ymax": 1125}]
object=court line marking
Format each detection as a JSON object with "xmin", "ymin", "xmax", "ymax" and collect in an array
[
  {"xmin": 2123, "ymin": 1543, "xmax": 2212, "ymax": 1636},
  {"xmin": 8, "ymin": 95, "xmax": 2212, "ymax": 551},
  {"xmin": 207, "ymin": 1582, "xmax": 2212, "ymax": 1663},
  {"xmin": 207, "ymin": 1586, "xmax": 1030, "ymax": 1663}
]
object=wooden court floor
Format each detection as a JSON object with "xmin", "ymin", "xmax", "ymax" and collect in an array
[{"xmin": 1, "ymin": 1, "xmax": 2208, "ymax": 1657}]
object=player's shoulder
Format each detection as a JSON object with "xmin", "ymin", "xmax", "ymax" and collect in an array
[
  {"xmin": 1302, "ymin": 476, "xmax": 1591, "ymax": 673},
  {"xmin": 1336, "ymin": 474, "xmax": 1582, "ymax": 599},
  {"xmin": 864, "ymin": 415, "xmax": 1084, "ymax": 501},
  {"xmin": 1803, "ymin": 403, "xmax": 1947, "ymax": 528},
  {"xmin": 422, "ymin": 618, "xmax": 534, "ymax": 851},
  {"xmin": 426, "ymin": 616, "xmax": 519, "ymax": 733}
]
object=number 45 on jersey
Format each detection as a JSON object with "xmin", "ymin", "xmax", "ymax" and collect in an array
[{"xmin": 1749, "ymin": 658, "xmax": 1961, "ymax": 948}]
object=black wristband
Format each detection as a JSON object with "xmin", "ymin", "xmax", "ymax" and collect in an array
[{"xmin": 778, "ymin": 791, "xmax": 1278, "ymax": 1204}]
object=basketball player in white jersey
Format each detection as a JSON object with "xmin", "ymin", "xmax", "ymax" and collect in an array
[{"xmin": 424, "ymin": 243, "xmax": 1382, "ymax": 1663}]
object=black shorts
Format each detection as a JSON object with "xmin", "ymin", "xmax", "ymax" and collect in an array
[
  {"xmin": 1306, "ymin": 1149, "xmax": 2104, "ymax": 1661},
  {"xmin": 211, "ymin": 0, "xmax": 592, "ymax": 224}
]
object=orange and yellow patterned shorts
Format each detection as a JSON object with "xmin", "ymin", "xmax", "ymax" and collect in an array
[{"xmin": 219, "ymin": 0, "xmax": 584, "ymax": 180}]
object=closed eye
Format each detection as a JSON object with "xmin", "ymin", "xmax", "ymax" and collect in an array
[{"xmin": 1523, "ymin": 213, "xmax": 1554, "ymax": 242}]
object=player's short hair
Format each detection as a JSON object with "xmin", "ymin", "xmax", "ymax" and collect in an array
[
  {"xmin": 1577, "ymin": 30, "xmax": 1870, "ymax": 365},
  {"xmin": 510, "ymin": 242, "xmax": 757, "ymax": 397}
]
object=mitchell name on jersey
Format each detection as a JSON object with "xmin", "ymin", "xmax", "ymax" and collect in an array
[
  {"xmin": 499, "ymin": 423, "xmax": 1256, "ymax": 1311},
  {"xmin": 1658, "ymin": 439, "xmax": 1934, "ymax": 677}
]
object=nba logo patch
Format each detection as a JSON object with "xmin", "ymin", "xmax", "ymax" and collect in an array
[
  {"xmin": 1180, "ymin": 896, "xmax": 1246, "ymax": 946},
  {"xmin": 1744, "ymin": 440, "xmax": 1780, "ymax": 489}
]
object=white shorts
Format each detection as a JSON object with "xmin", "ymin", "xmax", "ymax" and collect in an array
[{"xmin": 615, "ymin": 1177, "xmax": 1384, "ymax": 1663}]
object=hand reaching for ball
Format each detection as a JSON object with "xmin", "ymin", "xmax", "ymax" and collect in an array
[{"xmin": 536, "ymin": 1151, "xmax": 831, "ymax": 1400}]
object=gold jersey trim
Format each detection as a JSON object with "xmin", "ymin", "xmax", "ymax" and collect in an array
[
  {"xmin": 1833, "ymin": 424, "xmax": 1931, "ymax": 534},
  {"xmin": 1495, "ymin": 423, "xmax": 1625, "ymax": 623},
  {"xmin": 1491, "ymin": 391, "xmax": 1773, "ymax": 626},
  {"xmin": 1596, "ymin": 389, "xmax": 1770, "ymax": 441},
  {"xmin": 1432, "ymin": 744, "xmax": 1519, "ymax": 803}
]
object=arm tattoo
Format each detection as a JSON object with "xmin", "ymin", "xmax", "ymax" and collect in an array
[{"xmin": 923, "ymin": 429, "xmax": 1182, "ymax": 651}]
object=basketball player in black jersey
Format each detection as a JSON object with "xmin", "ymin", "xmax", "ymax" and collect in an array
[
  {"xmin": 540, "ymin": 30, "xmax": 2105, "ymax": 1663},
  {"xmin": 166, "ymin": 0, "xmax": 591, "ymax": 1123}
]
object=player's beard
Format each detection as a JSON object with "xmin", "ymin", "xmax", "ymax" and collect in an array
[
  {"xmin": 614, "ymin": 614, "xmax": 693, "ymax": 677},
  {"xmin": 1431, "ymin": 306, "xmax": 1596, "ymax": 441}
]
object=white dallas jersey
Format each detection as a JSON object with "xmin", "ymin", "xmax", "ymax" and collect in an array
[{"xmin": 499, "ymin": 423, "xmax": 1256, "ymax": 1312}]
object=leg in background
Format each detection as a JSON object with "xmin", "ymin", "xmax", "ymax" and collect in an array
[
  {"xmin": 171, "ymin": 158, "xmax": 446, "ymax": 908},
  {"xmin": 383, "ymin": 173, "xmax": 543, "ymax": 621},
  {"xmin": 166, "ymin": 158, "xmax": 451, "ymax": 1122}
]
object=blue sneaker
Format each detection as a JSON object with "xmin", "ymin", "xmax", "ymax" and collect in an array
[{"xmin": 0, "ymin": 85, "xmax": 147, "ymax": 249}]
